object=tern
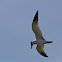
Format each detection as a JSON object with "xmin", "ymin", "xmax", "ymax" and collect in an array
[{"xmin": 31, "ymin": 11, "xmax": 53, "ymax": 57}]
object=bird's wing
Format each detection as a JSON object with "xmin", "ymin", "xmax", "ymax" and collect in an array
[
  {"xmin": 36, "ymin": 44, "xmax": 48, "ymax": 57},
  {"xmin": 32, "ymin": 11, "xmax": 45, "ymax": 40}
]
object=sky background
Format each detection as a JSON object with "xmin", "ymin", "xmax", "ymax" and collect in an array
[{"xmin": 0, "ymin": 0, "xmax": 62, "ymax": 62}]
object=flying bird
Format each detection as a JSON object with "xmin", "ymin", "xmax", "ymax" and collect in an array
[{"xmin": 31, "ymin": 11, "xmax": 53, "ymax": 57}]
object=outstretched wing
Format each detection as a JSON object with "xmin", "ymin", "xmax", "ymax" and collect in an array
[
  {"xmin": 32, "ymin": 11, "xmax": 45, "ymax": 40},
  {"xmin": 36, "ymin": 44, "xmax": 48, "ymax": 57}
]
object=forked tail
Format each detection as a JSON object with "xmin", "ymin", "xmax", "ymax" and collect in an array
[{"xmin": 46, "ymin": 41, "xmax": 53, "ymax": 43}]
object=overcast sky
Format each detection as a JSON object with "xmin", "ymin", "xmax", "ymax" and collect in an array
[{"xmin": 0, "ymin": 0, "xmax": 62, "ymax": 62}]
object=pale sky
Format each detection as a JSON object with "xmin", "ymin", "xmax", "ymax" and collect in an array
[{"xmin": 0, "ymin": 0, "xmax": 62, "ymax": 62}]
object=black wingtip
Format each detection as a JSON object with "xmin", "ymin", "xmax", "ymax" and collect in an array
[
  {"xmin": 40, "ymin": 52, "xmax": 48, "ymax": 57},
  {"xmin": 33, "ymin": 11, "xmax": 38, "ymax": 22},
  {"xmin": 45, "ymin": 55, "xmax": 48, "ymax": 57},
  {"xmin": 36, "ymin": 10, "xmax": 38, "ymax": 14},
  {"xmin": 42, "ymin": 54, "xmax": 48, "ymax": 57}
]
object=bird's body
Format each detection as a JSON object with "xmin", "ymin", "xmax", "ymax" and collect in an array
[
  {"xmin": 31, "ymin": 11, "xmax": 53, "ymax": 57},
  {"xmin": 32, "ymin": 40, "xmax": 47, "ymax": 44}
]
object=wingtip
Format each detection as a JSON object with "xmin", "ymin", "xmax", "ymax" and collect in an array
[
  {"xmin": 36, "ymin": 10, "xmax": 38, "ymax": 13},
  {"xmin": 45, "ymin": 55, "xmax": 48, "ymax": 57},
  {"xmin": 40, "ymin": 52, "xmax": 48, "ymax": 57},
  {"xmin": 33, "ymin": 11, "xmax": 38, "ymax": 22},
  {"xmin": 42, "ymin": 54, "xmax": 48, "ymax": 57},
  {"xmin": 36, "ymin": 10, "xmax": 38, "ymax": 18}
]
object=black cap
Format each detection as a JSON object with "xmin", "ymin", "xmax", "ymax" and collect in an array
[{"xmin": 31, "ymin": 42, "xmax": 33, "ymax": 46}]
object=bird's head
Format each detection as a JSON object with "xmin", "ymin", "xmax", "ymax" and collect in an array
[{"xmin": 31, "ymin": 41, "xmax": 33, "ymax": 49}]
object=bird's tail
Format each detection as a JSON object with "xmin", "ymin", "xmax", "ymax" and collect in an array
[{"xmin": 46, "ymin": 41, "xmax": 53, "ymax": 43}]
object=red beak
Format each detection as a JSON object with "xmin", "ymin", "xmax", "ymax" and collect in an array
[{"xmin": 31, "ymin": 45, "xmax": 32, "ymax": 49}]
